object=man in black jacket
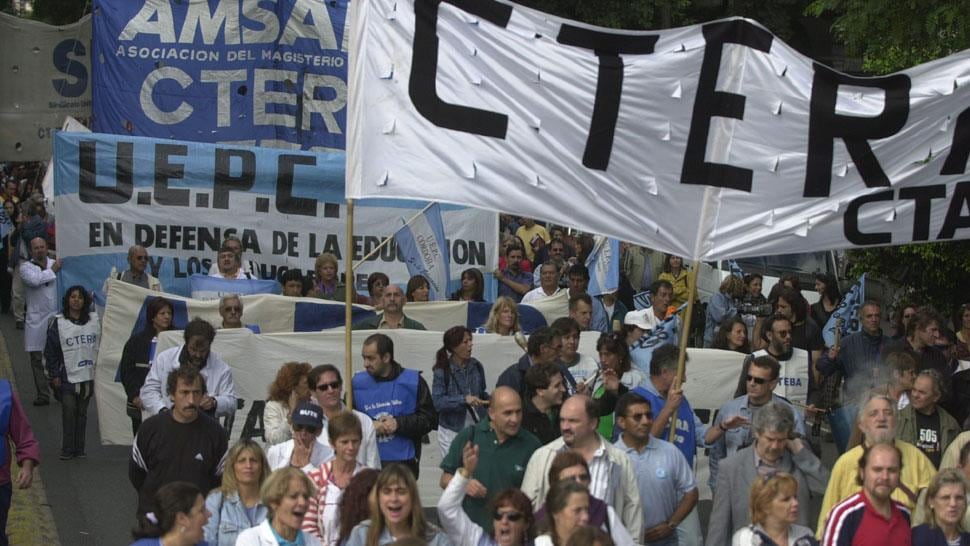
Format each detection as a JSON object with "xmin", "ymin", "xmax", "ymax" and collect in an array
[{"xmin": 129, "ymin": 367, "xmax": 227, "ymax": 515}]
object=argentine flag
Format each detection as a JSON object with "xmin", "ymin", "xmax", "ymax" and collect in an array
[
  {"xmin": 393, "ymin": 203, "xmax": 451, "ymax": 300},
  {"xmin": 823, "ymin": 273, "xmax": 865, "ymax": 347},
  {"xmin": 585, "ymin": 236, "xmax": 620, "ymax": 296}
]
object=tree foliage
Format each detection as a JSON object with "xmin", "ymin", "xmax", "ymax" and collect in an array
[
  {"xmin": 805, "ymin": 0, "xmax": 970, "ymax": 74},
  {"xmin": 29, "ymin": 0, "xmax": 88, "ymax": 25},
  {"xmin": 804, "ymin": 0, "xmax": 970, "ymax": 318}
]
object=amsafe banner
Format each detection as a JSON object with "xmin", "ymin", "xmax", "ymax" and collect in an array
[
  {"xmin": 92, "ymin": 0, "xmax": 349, "ymax": 150},
  {"xmin": 348, "ymin": 2, "xmax": 970, "ymax": 260}
]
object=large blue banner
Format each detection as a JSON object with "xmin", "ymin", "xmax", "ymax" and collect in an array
[{"xmin": 92, "ymin": 0, "xmax": 349, "ymax": 150}]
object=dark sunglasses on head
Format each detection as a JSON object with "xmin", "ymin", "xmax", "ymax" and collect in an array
[
  {"xmin": 493, "ymin": 510, "xmax": 524, "ymax": 522},
  {"xmin": 316, "ymin": 381, "xmax": 341, "ymax": 392},
  {"xmin": 745, "ymin": 374, "xmax": 768, "ymax": 385}
]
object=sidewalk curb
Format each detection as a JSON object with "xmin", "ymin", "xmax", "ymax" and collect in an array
[{"xmin": 0, "ymin": 329, "xmax": 61, "ymax": 546}]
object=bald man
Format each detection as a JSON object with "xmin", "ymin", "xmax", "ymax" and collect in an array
[
  {"xmin": 352, "ymin": 284, "xmax": 426, "ymax": 330},
  {"xmin": 439, "ymin": 386, "xmax": 542, "ymax": 529},
  {"xmin": 520, "ymin": 394, "xmax": 644, "ymax": 535},
  {"xmin": 107, "ymin": 245, "xmax": 162, "ymax": 292},
  {"xmin": 21, "ymin": 237, "xmax": 60, "ymax": 405}
]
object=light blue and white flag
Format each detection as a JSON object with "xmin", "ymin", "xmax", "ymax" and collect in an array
[
  {"xmin": 585, "ymin": 236, "xmax": 620, "ymax": 297},
  {"xmin": 823, "ymin": 273, "xmax": 866, "ymax": 347},
  {"xmin": 728, "ymin": 259, "xmax": 745, "ymax": 278},
  {"xmin": 393, "ymin": 203, "xmax": 451, "ymax": 301},
  {"xmin": 189, "ymin": 274, "xmax": 282, "ymax": 301}
]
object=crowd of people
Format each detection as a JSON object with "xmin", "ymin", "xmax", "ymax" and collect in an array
[{"xmin": 3, "ymin": 161, "xmax": 970, "ymax": 546}]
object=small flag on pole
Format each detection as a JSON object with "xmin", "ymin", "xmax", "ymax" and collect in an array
[
  {"xmin": 393, "ymin": 202, "xmax": 451, "ymax": 301},
  {"xmin": 585, "ymin": 236, "xmax": 620, "ymax": 296},
  {"xmin": 823, "ymin": 273, "xmax": 866, "ymax": 347}
]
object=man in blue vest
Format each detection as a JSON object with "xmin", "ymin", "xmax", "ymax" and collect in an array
[
  {"xmin": 632, "ymin": 344, "xmax": 708, "ymax": 471},
  {"xmin": 352, "ymin": 333, "xmax": 436, "ymax": 478}
]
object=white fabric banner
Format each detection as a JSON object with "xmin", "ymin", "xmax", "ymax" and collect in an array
[
  {"xmin": 0, "ymin": 13, "xmax": 91, "ymax": 161},
  {"xmin": 95, "ymin": 278, "xmax": 572, "ymax": 444},
  {"xmin": 348, "ymin": 2, "xmax": 970, "ymax": 260},
  {"xmin": 95, "ymin": 279, "xmax": 742, "ymax": 447}
]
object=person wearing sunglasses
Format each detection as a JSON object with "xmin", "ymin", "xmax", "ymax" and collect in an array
[
  {"xmin": 438, "ymin": 441, "xmax": 535, "ymax": 546},
  {"xmin": 614, "ymin": 392, "xmax": 697, "ymax": 546},
  {"xmin": 705, "ymin": 356, "xmax": 806, "ymax": 491},
  {"xmin": 308, "ymin": 364, "xmax": 380, "ymax": 469},
  {"xmin": 706, "ymin": 401, "xmax": 828, "ymax": 546},
  {"xmin": 217, "ymin": 294, "xmax": 260, "ymax": 333},
  {"xmin": 107, "ymin": 244, "xmax": 163, "ymax": 292},
  {"xmin": 266, "ymin": 401, "xmax": 334, "ymax": 473}
]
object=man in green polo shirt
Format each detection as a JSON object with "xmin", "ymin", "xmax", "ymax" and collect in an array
[{"xmin": 439, "ymin": 386, "xmax": 542, "ymax": 530}]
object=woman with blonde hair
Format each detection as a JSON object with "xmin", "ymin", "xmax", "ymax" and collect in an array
[
  {"xmin": 484, "ymin": 297, "xmax": 521, "ymax": 336},
  {"xmin": 236, "ymin": 467, "xmax": 323, "ymax": 546},
  {"xmin": 731, "ymin": 472, "xmax": 817, "ymax": 546},
  {"xmin": 263, "ymin": 362, "xmax": 313, "ymax": 446},
  {"xmin": 344, "ymin": 464, "xmax": 451, "ymax": 546},
  {"xmin": 912, "ymin": 468, "xmax": 970, "ymax": 545},
  {"xmin": 203, "ymin": 439, "xmax": 270, "ymax": 546},
  {"xmin": 308, "ymin": 252, "xmax": 345, "ymax": 301}
]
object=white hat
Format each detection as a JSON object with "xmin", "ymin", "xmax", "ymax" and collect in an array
[{"xmin": 623, "ymin": 308, "xmax": 657, "ymax": 331}]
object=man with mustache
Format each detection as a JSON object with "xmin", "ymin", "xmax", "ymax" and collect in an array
[
  {"xmin": 139, "ymin": 318, "xmax": 237, "ymax": 419},
  {"xmin": 129, "ymin": 367, "xmax": 228, "ymax": 515},
  {"xmin": 815, "ymin": 392, "xmax": 935, "ymax": 536},
  {"xmin": 821, "ymin": 442, "xmax": 912, "ymax": 546}
]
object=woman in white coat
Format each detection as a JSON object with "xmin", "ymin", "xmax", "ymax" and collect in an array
[{"xmin": 235, "ymin": 467, "xmax": 323, "ymax": 546}]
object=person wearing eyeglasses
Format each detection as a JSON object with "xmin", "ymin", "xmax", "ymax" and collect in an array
[
  {"xmin": 705, "ymin": 401, "xmax": 828, "ymax": 546},
  {"xmin": 438, "ymin": 441, "xmax": 536, "ymax": 546},
  {"xmin": 734, "ymin": 314, "xmax": 811, "ymax": 409},
  {"xmin": 217, "ymin": 294, "xmax": 260, "ymax": 333},
  {"xmin": 309, "ymin": 365, "xmax": 379, "ymax": 469},
  {"xmin": 266, "ymin": 401, "xmax": 334, "ymax": 473},
  {"xmin": 614, "ymin": 392, "xmax": 698, "ymax": 546},
  {"xmin": 706, "ymin": 356, "xmax": 807, "ymax": 491},
  {"xmin": 107, "ymin": 245, "xmax": 163, "ymax": 292}
]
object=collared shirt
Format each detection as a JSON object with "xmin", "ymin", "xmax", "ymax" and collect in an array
[
  {"xmin": 119, "ymin": 269, "xmax": 150, "ymax": 289},
  {"xmin": 822, "ymin": 491, "xmax": 911, "ymax": 546},
  {"xmin": 616, "ymin": 435, "xmax": 695, "ymax": 544},
  {"xmin": 708, "ymin": 394, "xmax": 807, "ymax": 488},
  {"xmin": 498, "ymin": 268, "xmax": 533, "ymax": 302},
  {"xmin": 754, "ymin": 449, "xmax": 780, "ymax": 477},
  {"xmin": 557, "ymin": 438, "xmax": 612, "ymax": 501},
  {"xmin": 440, "ymin": 417, "xmax": 541, "ymax": 529},
  {"xmin": 521, "ymin": 285, "xmax": 563, "ymax": 304}
]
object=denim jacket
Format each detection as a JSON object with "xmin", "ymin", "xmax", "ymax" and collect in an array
[
  {"xmin": 203, "ymin": 490, "xmax": 268, "ymax": 546},
  {"xmin": 431, "ymin": 358, "xmax": 489, "ymax": 432}
]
